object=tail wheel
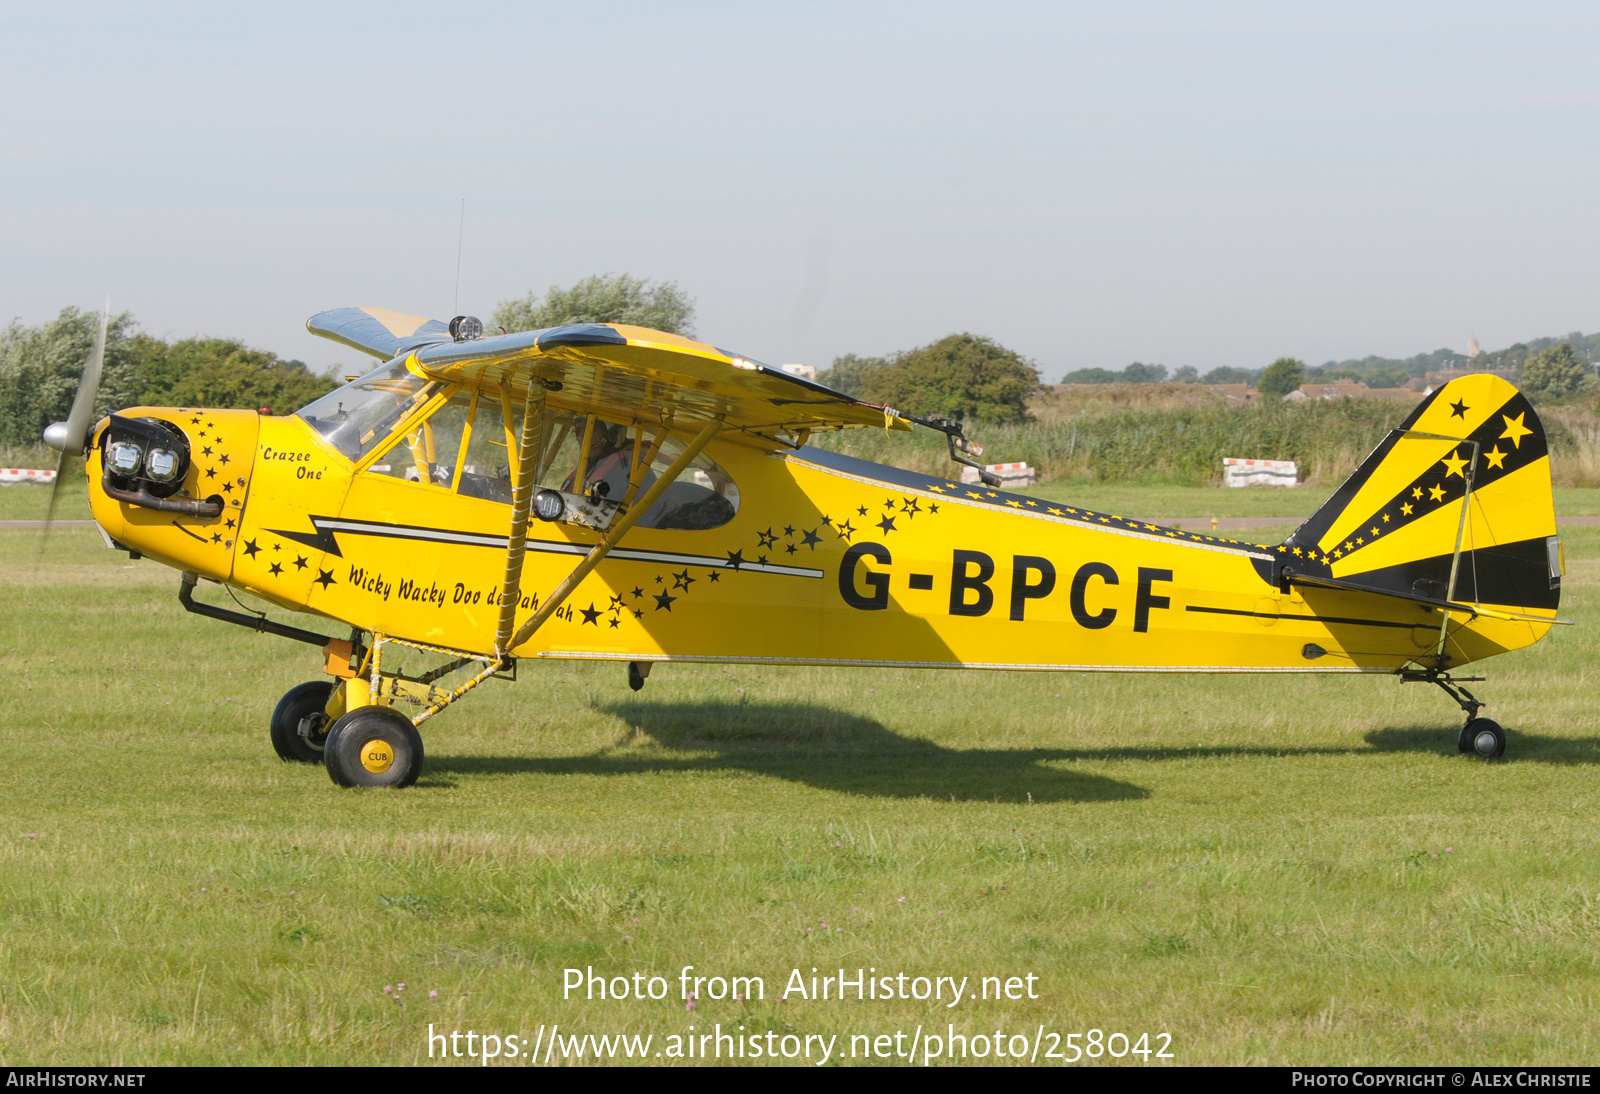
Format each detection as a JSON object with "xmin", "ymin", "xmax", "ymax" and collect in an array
[
  {"xmin": 270, "ymin": 681, "xmax": 336, "ymax": 764},
  {"xmin": 324, "ymin": 706, "xmax": 425, "ymax": 788},
  {"xmin": 1458, "ymin": 718, "xmax": 1506, "ymax": 760}
]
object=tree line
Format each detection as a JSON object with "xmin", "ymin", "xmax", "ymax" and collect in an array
[{"xmin": 0, "ymin": 307, "xmax": 337, "ymax": 447}]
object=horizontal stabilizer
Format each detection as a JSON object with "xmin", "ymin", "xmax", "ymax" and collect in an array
[{"xmin": 1283, "ymin": 568, "xmax": 1571, "ymax": 626}]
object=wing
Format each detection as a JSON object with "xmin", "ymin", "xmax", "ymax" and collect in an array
[
  {"xmin": 307, "ymin": 307, "xmax": 453, "ymax": 360},
  {"xmin": 406, "ymin": 321, "xmax": 909, "ymax": 444}
]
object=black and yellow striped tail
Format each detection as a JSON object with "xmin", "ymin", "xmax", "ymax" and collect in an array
[{"xmin": 1281, "ymin": 374, "xmax": 1561, "ymax": 663}]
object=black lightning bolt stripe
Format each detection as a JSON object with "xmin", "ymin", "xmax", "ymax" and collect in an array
[{"xmin": 264, "ymin": 516, "xmax": 823, "ymax": 578}]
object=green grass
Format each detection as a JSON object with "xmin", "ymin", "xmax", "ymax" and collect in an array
[{"xmin": 1, "ymin": 511, "xmax": 1599, "ymax": 1065}]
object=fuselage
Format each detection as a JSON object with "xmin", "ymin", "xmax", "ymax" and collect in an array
[{"xmin": 87, "ymin": 406, "xmax": 1540, "ymax": 675}]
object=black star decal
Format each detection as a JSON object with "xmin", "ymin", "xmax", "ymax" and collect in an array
[
  {"xmin": 218, "ymin": 453, "xmax": 230, "ymax": 466},
  {"xmin": 783, "ymin": 525, "xmax": 795, "ymax": 537},
  {"xmin": 268, "ymin": 562, "xmax": 283, "ymax": 576},
  {"xmin": 884, "ymin": 497, "xmax": 895, "ymax": 509},
  {"xmin": 608, "ymin": 617, "xmax": 620, "ymax": 629},
  {"xmin": 756, "ymin": 554, "xmax": 768, "ymax": 565},
  {"xmin": 243, "ymin": 539, "xmax": 261, "ymax": 558},
  {"xmin": 725, "ymin": 549, "xmax": 745, "ymax": 570},
  {"xmin": 293, "ymin": 555, "xmax": 308, "ymax": 570},
  {"xmin": 655, "ymin": 574, "xmax": 664, "ymax": 584},
  {"xmin": 579, "ymin": 603, "xmax": 602, "ymax": 626},
  {"xmin": 221, "ymin": 482, "xmax": 233, "ymax": 494},
  {"xmin": 314, "ymin": 569, "xmax": 335, "ymax": 589},
  {"xmin": 708, "ymin": 571, "xmax": 720, "ymax": 582},
  {"xmin": 835, "ymin": 520, "xmax": 856, "ymax": 541},
  {"xmin": 758, "ymin": 528, "xmax": 777, "ymax": 548},
  {"xmin": 271, "ymin": 543, "xmax": 280, "ymax": 551},
  {"xmin": 206, "ymin": 422, "xmax": 214, "ymax": 429},
  {"xmin": 876, "ymin": 515, "xmax": 897, "ymax": 536},
  {"xmin": 1450, "ymin": 399, "xmax": 1469, "ymax": 418},
  {"xmin": 204, "ymin": 467, "xmax": 216, "ymax": 479},
  {"xmin": 785, "ymin": 543, "xmax": 797, "ymax": 554},
  {"xmin": 801, "ymin": 528, "xmax": 822, "ymax": 549},
  {"xmin": 201, "ymin": 445, "xmax": 212, "ymax": 456},
  {"xmin": 210, "ymin": 533, "xmax": 222, "ymax": 544},
  {"xmin": 856, "ymin": 505, "xmax": 868, "ymax": 516},
  {"xmin": 608, "ymin": 594, "xmax": 625, "ymax": 608},
  {"xmin": 820, "ymin": 515, "xmax": 832, "ymax": 527},
  {"xmin": 653, "ymin": 591, "xmax": 677, "ymax": 611},
  {"xmin": 928, "ymin": 503, "xmax": 940, "ymax": 515},
  {"xmin": 673, "ymin": 568, "xmax": 696, "ymax": 590},
  {"xmin": 900, "ymin": 497, "xmax": 921, "ymax": 518},
  {"xmin": 633, "ymin": 608, "xmax": 644, "ymax": 619},
  {"xmin": 225, "ymin": 517, "xmax": 236, "ymax": 529},
  {"xmin": 190, "ymin": 416, "xmax": 201, "ymax": 424}
]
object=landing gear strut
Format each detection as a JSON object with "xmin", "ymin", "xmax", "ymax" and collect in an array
[{"xmin": 1401, "ymin": 669, "xmax": 1505, "ymax": 760}]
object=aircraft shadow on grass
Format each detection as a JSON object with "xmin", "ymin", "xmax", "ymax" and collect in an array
[
  {"xmin": 422, "ymin": 700, "xmax": 1150, "ymax": 803},
  {"xmin": 421, "ymin": 705, "xmax": 1600, "ymax": 797},
  {"xmin": 1364, "ymin": 726, "xmax": 1600, "ymax": 763}
]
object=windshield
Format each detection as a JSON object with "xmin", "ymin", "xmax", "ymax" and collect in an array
[{"xmin": 295, "ymin": 361, "xmax": 440, "ymax": 463}]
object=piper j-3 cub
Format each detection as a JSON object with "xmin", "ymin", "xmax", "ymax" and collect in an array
[{"xmin": 44, "ymin": 307, "xmax": 1569, "ymax": 787}]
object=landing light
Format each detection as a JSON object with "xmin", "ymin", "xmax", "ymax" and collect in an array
[
  {"xmin": 449, "ymin": 315, "xmax": 483, "ymax": 342},
  {"xmin": 532, "ymin": 489, "xmax": 565, "ymax": 522}
]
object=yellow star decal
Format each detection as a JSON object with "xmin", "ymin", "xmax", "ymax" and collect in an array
[
  {"xmin": 1440, "ymin": 450, "xmax": 1468, "ymax": 478},
  {"xmin": 1401, "ymin": 502, "xmax": 1413, "ymax": 515},
  {"xmin": 1332, "ymin": 548, "xmax": 1343, "ymax": 558},
  {"xmin": 1144, "ymin": 523, "xmax": 1158, "ymax": 531},
  {"xmin": 1412, "ymin": 487, "xmax": 1423, "ymax": 500},
  {"xmin": 1293, "ymin": 547, "xmax": 1303, "ymax": 556},
  {"xmin": 1006, "ymin": 499, "xmax": 1023, "ymax": 507},
  {"xmin": 1484, "ymin": 446, "xmax": 1507, "ymax": 470},
  {"xmin": 1356, "ymin": 536, "xmax": 1364, "ymax": 545},
  {"xmin": 966, "ymin": 491, "xmax": 984, "ymax": 499},
  {"xmin": 1047, "ymin": 507, "xmax": 1064, "ymax": 516},
  {"xmin": 1382, "ymin": 513, "xmax": 1391, "ymax": 523},
  {"xmin": 1370, "ymin": 527, "xmax": 1380, "ymax": 536},
  {"xmin": 1066, "ymin": 507, "xmax": 1078, "ymax": 513},
  {"xmin": 1344, "ymin": 541, "xmax": 1353, "ymax": 551},
  {"xmin": 1500, "ymin": 412, "xmax": 1533, "ymax": 449},
  {"xmin": 1428, "ymin": 484, "xmax": 1445, "ymax": 502},
  {"xmin": 927, "ymin": 484, "xmax": 947, "ymax": 492}
]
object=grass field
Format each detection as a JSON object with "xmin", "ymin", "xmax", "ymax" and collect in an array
[{"xmin": 1, "ymin": 492, "xmax": 1598, "ymax": 1066}]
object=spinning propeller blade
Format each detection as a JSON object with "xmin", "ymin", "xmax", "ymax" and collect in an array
[{"xmin": 41, "ymin": 303, "xmax": 108, "ymax": 538}]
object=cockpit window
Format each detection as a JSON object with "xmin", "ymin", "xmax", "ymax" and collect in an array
[
  {"xmin": 295, "ymin": 360, "xmax": 440, "ymax": 463},
  {"xmin": 547, "ymin": 416, "xmax": 739, "ymax": 530}
]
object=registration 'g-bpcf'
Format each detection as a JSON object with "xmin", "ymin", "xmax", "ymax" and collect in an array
[{"xmin": 46, "ymin": 308, "xmax": 1568, "ymax": 786}]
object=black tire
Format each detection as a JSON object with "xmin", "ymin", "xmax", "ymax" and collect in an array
[
  {"xmin": 270, "ymin": 681, "xmax": 336, "ymax": 763},
  {"xmin": 1460, "ymin": 717, "xmax": 1506, "ymax": 760},
  {"xmin": 324, "ymin": 706, "xmax": 425, "ymax": 788}
]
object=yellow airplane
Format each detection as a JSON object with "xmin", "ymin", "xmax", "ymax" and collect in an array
[{"xmin": 44, "ymin": 307, "xmax": 1568, "ymax": 787}]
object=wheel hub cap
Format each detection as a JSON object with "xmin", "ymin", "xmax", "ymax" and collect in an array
[
  {"xmin": 1474, "ymin": 730, "xmax": 1498, "ymax": 756},
  {"xmin": 361, "ymin": 739, "xmax": 395, "ymax": 774}
]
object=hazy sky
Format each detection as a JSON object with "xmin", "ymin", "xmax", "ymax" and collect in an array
[{"xmin": 3, "ymin": 1, "xmax": 1597, "ymax": 381}]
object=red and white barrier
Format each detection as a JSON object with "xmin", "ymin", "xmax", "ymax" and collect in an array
[
  {"xmin": 0, "ymin": 468, "xmax": 55, "ymax": 485},
  {"xmin": 960, "ymin": 462, "xmax": 1037, "ymax": 487},
  {"xmin": 1222, "ymin": 457, "xmax": 1297, "ymax": 487}
]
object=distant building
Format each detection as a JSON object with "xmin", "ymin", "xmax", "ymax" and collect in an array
[
  {"xmin": 779, "ymin": 363, "xmax": 817, "ymax": 382},
  {"xmin": 1291, "ymin": 382, "xmax": 1419, "ymax": 402}
]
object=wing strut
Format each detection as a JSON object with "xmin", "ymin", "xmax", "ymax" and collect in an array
[
  {"xmin": 497, "ymin": 414, "xmax": 725, "ymax": 657},
  {"xmin": 494, "ymin": 381, "xmax": 552, "ymax": 650}
]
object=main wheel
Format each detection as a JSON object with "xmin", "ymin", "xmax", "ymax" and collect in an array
[
  {"xmin": 324, "ymin": 706, "xmax": 425, "ymax": 788},
  {"xmin": 270, "ymin": 681, "xmax": 336, "ymax": 763},
  {"xmin": 1459, "ymin": 718, "xmax": 1506, "ymax": 760}
]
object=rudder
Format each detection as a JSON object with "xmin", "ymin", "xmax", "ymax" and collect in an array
[{"xmin": 1281, "ymin": 374, "xmax": 1560, "ymax": 622}]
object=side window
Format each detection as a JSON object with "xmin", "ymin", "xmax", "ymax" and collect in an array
[
  {"xmin": 366, "ymin": 389, "xmax": 470, "ymax": 489},
  {"xmin": 567, "ymin": 422, "xmax": 740, "ymax": 531},
  {"xmin": 455, "ymin": 394, "xmax": 514, "ymax": 503}
]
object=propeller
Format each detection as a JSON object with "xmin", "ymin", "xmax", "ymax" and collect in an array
[{"xmin": 41, "ymin": 302, "xmax": 108, "ymax": 536}]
